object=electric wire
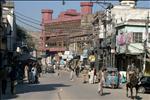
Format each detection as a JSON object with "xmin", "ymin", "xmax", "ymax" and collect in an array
[
  {"xmin": 15, "ymin": 11, "xmax": 150, "ymax": 53},
  {"xmin": 15, "ymin": 12, "xmax": 82, "ymax": 32},
  {"xmin": 16, "ymin": 14, "xmax": 41, "ymax": 26},
  {"xmin": 15, "ymin": 11, "xmax": 41, "ymax": 23},
  {"xmin": 16, "ymin": 18, "xmax": 43, "ymax": 32}
]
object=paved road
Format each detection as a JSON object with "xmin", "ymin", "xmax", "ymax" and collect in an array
[{"xmin": 2, "ymin": 71, "xmax": 150, "ymax": 100}]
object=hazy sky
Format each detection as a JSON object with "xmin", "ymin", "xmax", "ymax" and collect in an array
[{"xmin": 14, "ymin": 0, "xmax": 150, "ymax": 31}]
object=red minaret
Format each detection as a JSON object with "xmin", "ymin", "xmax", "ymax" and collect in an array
[
  {"xmin": 80, "ymin": 2, "xmax": 93, "ymax": 15},
  {"xmin": 41, "ymin": 9, "xmax": 53, "ymax": 24},
  {"xmin": 41, "ymin": 9, "xmax": 53, "ymax": 51}
]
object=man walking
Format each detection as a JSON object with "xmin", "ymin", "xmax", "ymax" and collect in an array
[
  {"xmin": 9, "ymin": 64, "xmax": 17, "ymax": 95},
  {"xmin": 97, "ymin": 67, "xmax": 107, "ymax": 96},
  {"xmin": 2, "ymin": 66, "xmax": 8, "ymax": 95},
  {"xmin": 88, "ymin": 52, "xmax": 96, "ymax": 69}
]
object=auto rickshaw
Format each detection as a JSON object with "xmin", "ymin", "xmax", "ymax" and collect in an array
[{"xmin": 105, "ymin": 67, "xmax": 120, "ymax": 88}]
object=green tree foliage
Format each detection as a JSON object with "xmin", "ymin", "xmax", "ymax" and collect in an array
[
  {"xmin": 16, "ymin": 25, "xmax": 26, "ymax": 40},
  {"xmin": 16, "ymin": 25, "xmax": 35, "ymax": 49}
]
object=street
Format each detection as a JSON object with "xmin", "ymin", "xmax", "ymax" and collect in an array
[{"xmin": 2, "ymin": 70, "xmax": 150, "ymax": 100}]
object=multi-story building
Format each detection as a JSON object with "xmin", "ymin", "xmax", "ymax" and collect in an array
[
  {"xmin": 3, "ymin": 1, "xmax": 16, "ymax": 52},
  {"xmin": 40, "ymin": 2, "xmax": 93, "ymax": 56},
  {"xmin": 1, "ymin": 1, "xmax": 16, "ymax": 64},
  {"xmin": 92, "ymin": 0, "xmax": 150, "ymax": 73},
  {"xmin": 0, "ymin": 0, "xmax": 6, "ymax": 98},
  {"xmin": 0, "ymin": 1, "xmax": 4, "ymax": 67},
  {"xmin": 112, "ymin": 0, "xmax": 150, "ymax": 73}
]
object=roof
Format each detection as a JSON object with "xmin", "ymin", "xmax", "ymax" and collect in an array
[
  {"xmin": 116, "ymin": 19, "xmax": 150, "ymax": 27},
  {"xmin": 128, "ymin": 19, "xmax": 150, "ymax": 23}
]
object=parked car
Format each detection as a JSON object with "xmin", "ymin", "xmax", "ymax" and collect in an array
[
  {"xmin": 105, "ymin": 67, "xmax": 120, "ymax": 88},
  {"xmin": 138, "ymin": 76, "xmax": 150, "ymax": 93}
]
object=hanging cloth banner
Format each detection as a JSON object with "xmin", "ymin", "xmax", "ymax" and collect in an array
[{"xmin": 117, "ymin": 34, "xmax": 126, "ymax": 46}]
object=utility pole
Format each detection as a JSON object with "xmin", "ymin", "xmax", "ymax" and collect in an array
[
  {"xmin": 103, "ymin": 5, "xmax": 113, "ymax": 68},
  {"xmin": 143, "ymin": 12, "xmax": 149, "ymax": 73},
  {"xmin": 92, "ymin": 0, "xmax": 113, "ymax": 68}
]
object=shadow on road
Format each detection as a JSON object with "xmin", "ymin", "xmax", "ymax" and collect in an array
[
  {"xmin": 128, "ymin": 96, "xmax": 143, "ymax": 100},
  {"xmin": 17, "ymin": 83, "xmax": 71, "ymax": 94},
  {"xmin": 3, "ymin": 83, "xmax": 71, "ymax": 99},
  {"xmin": 135, "ymin": 96, "xmax": 142, "ymax": 100},
  {"xmin": 2, "ymin": 94, "xmax": 19, "ymax": 99}
]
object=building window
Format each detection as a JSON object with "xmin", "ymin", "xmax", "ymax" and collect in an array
[
  {"xmin": 63, "ymin": 42, "xmax": 67, "ymax": 46},
  {"xmin": 49, "ymin": 42, "xmax": 56, "ymax": 47},
  {"xmin": 133, "ymin": 32, "xmax": 142, "ymax": 43},
  {"xmin": 57, "ymin": 42, "xmax": 62, "ymax": 47}
]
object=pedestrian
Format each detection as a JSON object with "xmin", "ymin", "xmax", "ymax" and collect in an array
[
  {"xmin": 35, "ymin": 63, "xmax": 41, "ymax": 83},
  {"xmin": 24, "ymin": 64, "xmax": 29, "ymax": 80},
  {"xmin": 70, "ymin": 68, "xmax": 75, "ymax": 81},
  {"xmin": 69, "ymin": 58, "xmax": 76, "ymax": 81},
  {"xmin": 75, "ymin": 59, "xmax": 80, "ymax": 78},
  {"xmin": 31, "ymin": 64, "xmax": 37, "ymax": 83},
  {"xmin": 82, "ymin": 67, "xmax": 88, "ymax": 83},
  {"xmin": 28, "ymin": 62, "xmax": 32, "ymax": 83},
  {"xmin": 97, "ymin": 67, "xmax": 107, "ymax": 96},
  {"xmin": 55, "ymin": 60, "xmax": 60, "ymax": 76},
  {"xmin": 89, "ymin": 68, "xmax": 94, "ymax": 84},
  {"xmin": 2, "ymin": 79, "xmax": 7, "ymax": 95},
  {"xmin": 37, "ymin": 63, "xmax": 42, "ymax": 78},
  {"xmin": 9, "ymin": 64, "xmax": 17, "ymax": 95},
  {"xmin": 2, "ymin": 66, "xmax": 8, "ymax": 95},
  {"xmin": 94, "ymin": 68, "xmax": 97, "ymax": 84},
  {"xmin": 88, "ymin": 51, "xmax": 96, "ymax": 69},
  {"xmin": 75, "ymin": 66, "xmax": 80, "ymax": 78}
]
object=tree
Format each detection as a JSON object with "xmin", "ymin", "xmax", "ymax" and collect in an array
[{"xmin": 16, "ymin": 25, "xmax": 35, "ymax": 49}]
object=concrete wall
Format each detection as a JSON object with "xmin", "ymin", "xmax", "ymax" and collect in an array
[
  {"xmin": 111, "ymin": 6, "xmax": 150, "ymax": 24},
  {"xmin": 3, "ymin": 1, "xmax": 16, "ymax": 52}
]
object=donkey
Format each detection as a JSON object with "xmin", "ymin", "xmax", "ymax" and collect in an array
[{"xmin": 126, "ymin": 70, "xmax": 139, "ymax": 99}]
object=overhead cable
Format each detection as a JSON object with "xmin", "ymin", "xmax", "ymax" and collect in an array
[
  {"xmin": 15, "ymin": 11, "xmax": 41, "ymax": 23},
  {"xmin": 16, "ymin": 14, "xmax": 41, "ymax": 26},
  {"xmin": 16, "ymin": 18, "xmax": 43, "ymax": 32}
]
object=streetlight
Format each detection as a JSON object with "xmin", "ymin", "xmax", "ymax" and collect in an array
[
  {"xmin": 16, "ymin": 47, "xmax": 21, "ymax": 53},
  {"xmin": 45, "ymin": 44, "xmax": 48, "ymax": 48},
  {"xmin": 16, "ymin": 46, "xmax": 22, "ymax": 61}
]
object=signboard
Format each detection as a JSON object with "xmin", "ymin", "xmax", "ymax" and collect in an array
[{"xmin": 64, "ymin": 51, "xmax": 72, "ymax": 55}]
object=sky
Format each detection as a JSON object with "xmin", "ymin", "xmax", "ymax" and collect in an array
[{"xmin": 14, "ymin": 0, "xmax": 150, "ymax": 31}]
